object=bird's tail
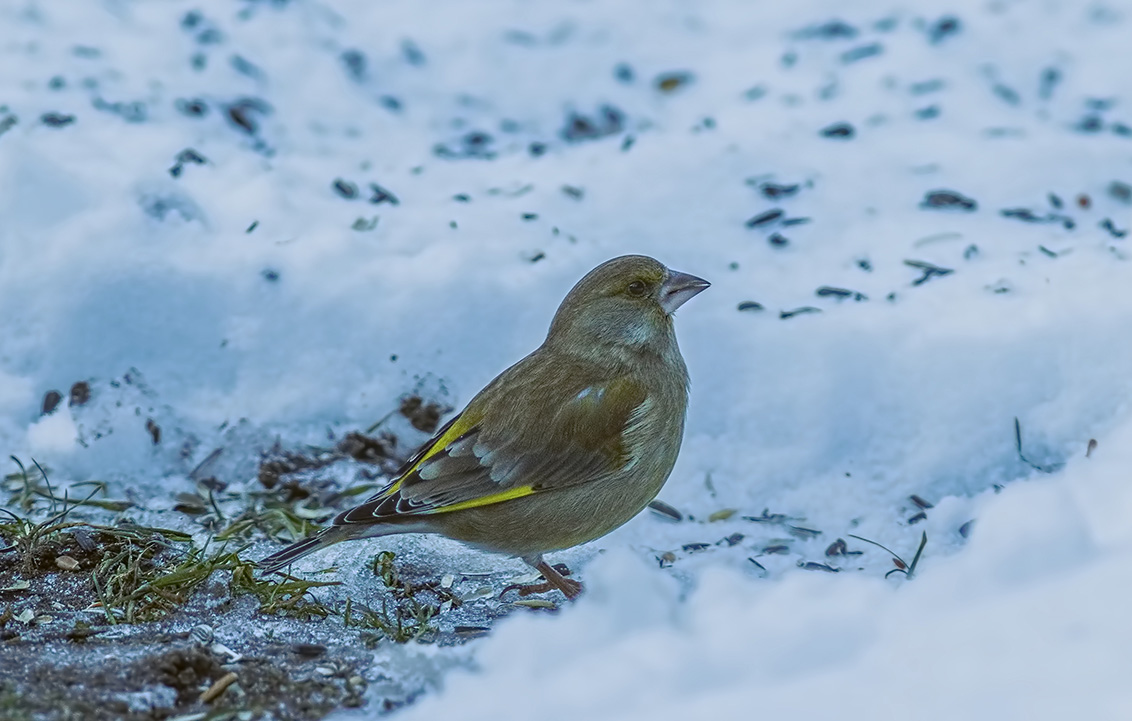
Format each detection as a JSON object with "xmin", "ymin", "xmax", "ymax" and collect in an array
[
  {"xmin": 257, "ymin": 522, "xmax": 412, "ymax": 574},
  {"xmin": 257, "ymin": 526, "xmax": 348, "ymax": 574}
]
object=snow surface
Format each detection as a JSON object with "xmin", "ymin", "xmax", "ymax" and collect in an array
[{"xmin": 2, "ymin": 0, "xmax": 1131, "ymax": 718}]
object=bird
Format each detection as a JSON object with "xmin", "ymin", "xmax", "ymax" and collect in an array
[{"xmin": 258, "ymin": 254, "xmax": 709, "ymax": 598}]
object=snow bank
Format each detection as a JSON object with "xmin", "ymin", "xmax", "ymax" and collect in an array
[{"xmin": 401, "ymin": 419, "xmax": 1132, "ymax": 720}]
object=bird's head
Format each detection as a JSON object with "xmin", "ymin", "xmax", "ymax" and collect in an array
[{"xmin": 546, "ymin": 255, "xmax": 709, "ymax": 362}]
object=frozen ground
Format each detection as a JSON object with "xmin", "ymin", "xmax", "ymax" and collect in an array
[{"xmin": 1, "ymin": 0, "xmax": 1131, "ymax": 719}]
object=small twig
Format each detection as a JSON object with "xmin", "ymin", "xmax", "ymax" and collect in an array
[
  {"xmin": 848, "ymin": 532, "xmax": 929, "ymax": 580},
  {"xmin": 365, "ymin": 408, "xmax": 398, "ymax": 435},
  {"xmin": 200, "ymin": 672, "xmax": 239, "ymax": 703}
]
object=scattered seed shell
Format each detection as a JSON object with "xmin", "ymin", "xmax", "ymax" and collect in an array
[
  {"xmin": 788, "ymin": 525, "xmax": 822, "ymax": 539},
  {"xmin": 293, "ymin": 643, "xmax": 327, "ymax": 658},
  {"xmin": 210, "ymin": 642, "xmax": 242, "ymax": 663},
  {"xmin": 42, "ymin": 390, "xmax": 63, "ymax": 415},
  {"xmin": 655, "ymin": 71, "xmax": 694, "ymax": 93},
  {"xmin": 744, "ymin": 509, "xmax": 790, "ymax": 524},
  {"xmin": 455, "ymin": 586, "xmax": 492, "ymax": 602},
  {"xmin": 921, "ymin": 189, "xmax": 977, "ymax": 211},
  {"xmin": 910, "ymin": 494, "xmax": 934, "ymax": 509},
  {"xmin": 190, "ymin": 624, "xmax": 214, "ymax": 645},
  {"xmin": 648, "ymin": 499, "xmax": 683, "ymax": 522},
  {"xmin": 780, "ymin": 307, "xmax": 821, "ymax": 319},
  {"xmin": 1109, "ymin": 181, "xmax": 1131, "ymax": 204},
  {"xmin": 797, "ymin": 561, "xmax": 839, "ymax": 572},
  {"xmin": 820, "ymin": 121, "xmax": 855, "ymax": 138},
  {"xmin": 746, "ymin": 209, "xmax": 784, "ymax": 228},
  {"xmin": 760, "ymin": 182, "xmax": 800, "ymax": 199},
  {"xmin": 719, "ymin": 532, "xmax": 745, "ymax": 547},
  {"xmin": 69, "ymin": 381, "xmax": 91, "ymax": 406}
]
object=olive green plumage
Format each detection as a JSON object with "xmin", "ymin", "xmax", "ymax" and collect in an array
[{"xmin": 259, "ymin": 255, "xmax": 709, "ymax": 597}]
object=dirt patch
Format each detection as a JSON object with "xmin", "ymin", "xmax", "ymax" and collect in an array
[{"xmin": 0, "ymin": 621, "xmax": 372, "ymax": 720}]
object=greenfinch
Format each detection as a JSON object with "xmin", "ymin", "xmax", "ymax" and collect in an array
[{"xmin": 259, "ymin": 255, "xmax": 708, "ymax": 598}]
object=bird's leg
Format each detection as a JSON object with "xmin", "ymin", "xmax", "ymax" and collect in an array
[
  {"xmin": 500, "ymin": 556, "xmax": 584, "ymax": 600},
  {"xmin": 533, "ymin": 558, "xmax": 583, "ymax": 599}
]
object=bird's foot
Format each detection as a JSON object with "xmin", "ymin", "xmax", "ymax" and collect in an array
[
  {"xmin": 502, "ymin": 560, "xmax": 583, "ymax": 600},
  {"xmin": 501, "ymin": 580, "xmax": 557, "ymax": 598}
]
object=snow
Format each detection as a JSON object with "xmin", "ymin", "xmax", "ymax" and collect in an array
[
  {"xmin": 2, "ymin": 0, "xmax": 1131, "ymax": 718},
  {"xmin": 398, "ymin": 428, "xmax": 1132, "ymax": 721}
]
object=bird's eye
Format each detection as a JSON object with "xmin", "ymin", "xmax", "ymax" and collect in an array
[{"xmin": 627, "ymin": 280, "xmax": 648, "ymax": 297}]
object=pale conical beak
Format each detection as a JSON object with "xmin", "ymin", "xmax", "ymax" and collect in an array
[{"xmin": 660, "ymin": 269, "xmax": 710, "ymax": 314}]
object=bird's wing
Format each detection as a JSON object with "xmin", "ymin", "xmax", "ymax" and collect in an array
[{"xmin": 335, "ymin": 374, "xmax": 648, "ymax": 524}]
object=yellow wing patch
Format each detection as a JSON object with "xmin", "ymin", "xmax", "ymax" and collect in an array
[{"xmin": 423, "ymin": 485, "xmax": 536, "ymax": 514}]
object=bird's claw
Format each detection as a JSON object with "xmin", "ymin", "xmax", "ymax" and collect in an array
[
  {"xmin": 500, "ymin": 563, "xmax": 582, "ymax": 600},
  {"xmin": 499, "ymin": 580, "xmax": 557, "ymax": 598}
]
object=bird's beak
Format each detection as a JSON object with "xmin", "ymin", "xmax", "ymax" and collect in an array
[{"xmin": 660, "ymin": 269, "xmax": 710, "ymax": 314}]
